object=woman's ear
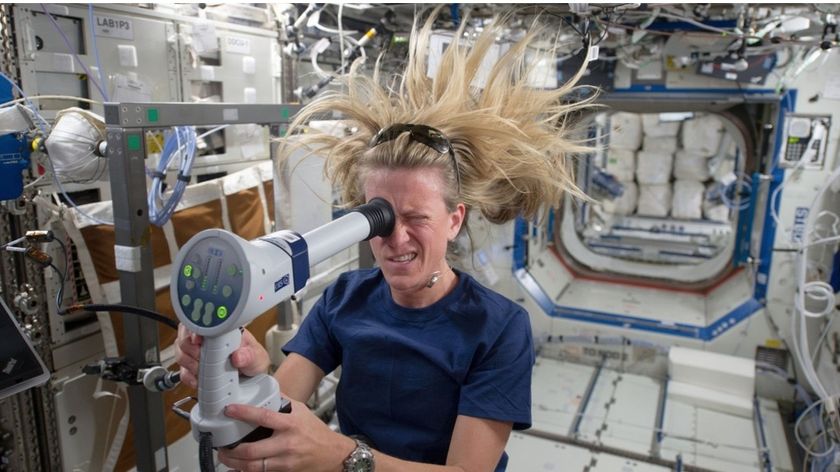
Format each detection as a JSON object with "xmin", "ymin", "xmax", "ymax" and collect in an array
[{"xmin": 448, "ymin": 203, "xmax": 466, "ymax": 240}]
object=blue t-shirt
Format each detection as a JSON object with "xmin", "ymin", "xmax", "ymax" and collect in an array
[{"xmin": 283, "ymin": 268, "xmax": 534, "ymax": 471}]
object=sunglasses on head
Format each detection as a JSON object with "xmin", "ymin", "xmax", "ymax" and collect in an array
[{"xmin": 369, "ymin": 123, "xmax": 461, "ymax": 192}]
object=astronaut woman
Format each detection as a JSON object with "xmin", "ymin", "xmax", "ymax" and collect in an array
[{"xmin": 175, "ymin": 9, "xmax": 591, "ymax": 472}]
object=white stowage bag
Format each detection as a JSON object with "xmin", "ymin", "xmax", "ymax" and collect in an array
[
  {"xmin": 642, "ymin": 114, "xmax": 681, "ymax": 137},
  {"xmin": 602, "ymin": 181, "xmax": 638, "ymax": 215},
  {"xmin": 636, "ymin": 151, "xmax": 673, "ymax": 184},
  {"xmin": 44, "ymin": 108, "xmax": 107, "ymax": 182},
  {"xmin": 608, "ymin": 112, "xmax": 643, "ymax": 150},
  {"xmin": 637, "ymin": 184, "xmax": 672, "ymax": 217},
  {"xmin": 642, "ymin": 135, "xmax": 678, "ymax": 154},
  {"xmin": 672, "ymin": 180, "xmax": 704, "ymax": 219},
  {"xmin": 604, "ymin": 149, "xmax": 636, "ymax": 182},
  {"xmin": 703, "ymin": 183, "xmax": 731, "ymax": 221},
  {"xmin": 673, "ymin": 150, "xmax": 711, "ymax": 181},
  {"xmin": 681, "ymin": 115, "xmax": 723, "ymax": 156},
  {"xmin": 703, "ymin": 201, "xmax": 730, "ymax": 222},
  {"xmin": 709, "ymin": 133, "xmax": 737, "ymax": 181}
]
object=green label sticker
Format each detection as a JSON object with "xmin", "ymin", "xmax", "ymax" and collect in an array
[
  {"xmin": 127, "ymin": 134, "xmax": 141, "ymax": 151},
  {"xmin": 147, "ymin": 108, "xmax": 159, "ymax": 122}
]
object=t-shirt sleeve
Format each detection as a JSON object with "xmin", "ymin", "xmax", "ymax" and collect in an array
[
  {"xmin": 282, "ymin": 291, "xmax": 342, "ymax": 375},
  {"xmin": 458, "ymin": 308, "xmax": 535, "ymax": 430}
]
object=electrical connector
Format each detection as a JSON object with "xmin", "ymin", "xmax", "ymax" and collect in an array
[
  {"xmin": 24, "ymin": 247, "xmax": 52, "ymax": 267},
  {"xmin": 24, "ymin": 230, "xmax": 54, "ymax": 243}
]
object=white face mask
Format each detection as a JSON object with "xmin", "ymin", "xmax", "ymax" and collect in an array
[{"xmin": 44, "ymin": 108, "xmax": 108, "ymax": 183}]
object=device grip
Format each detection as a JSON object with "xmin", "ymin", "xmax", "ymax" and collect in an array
[
  {"xmin": 198, "ymin": 329, "xmax": 241, "ymax": 417},
  {"xmin": 352, "ymin": 197, "xmax": 395, "ymax": 240}
]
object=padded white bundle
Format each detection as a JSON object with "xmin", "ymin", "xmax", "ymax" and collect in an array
[
  {"xmin": 673, "ymin": 150, "xmax": 711, "ymax": 181},
  {"xmin": 602, "ymin": 181, "xmax": 637, "ymax": 215},
  {"xmin": 608, "ymin": 112, "xmax": 642, "ymax": 150},
  {"xmin": 703, "ymin": 201, "xmax": 730, "ymax": 222},
  {"xmin": 642, "ymin": 113, "xmax": 681, "ymax": 137},
  {"xmin": 672, "ymin": 180, "xmax": 704, "ymax": 219},
  {"xmin": 604, "ymin": 149, "xmax": 636, "ymax": 182},
  {"xmin": 642, "ymin": 135, "xmax": 678, "ymax": 154},
  {"xmin": 636, "ymin": 151, "xmax": 673, "ymax": 184},
  {"xmin": 0, "ymin": 105, "xmax": 30, "ymax": 136},
  {"xmin": 668, "ymin": 346, "xmax": 755, "ymax": 399},
  {"xmin": 681, "ymin": 115, "xmax": 723, "ymax": 156},
  {"xmin": 709, "ymin": 153, "xmax": 736, "ymax": 182},
  {"xmin": 637, "ymin": 184, "xmax": 671, "ymax": 217},
  {"xmin": 667, "ymin": 381, "xmax": 754, "ymax": 418},
  {"xmin": 44, "ymin": 108, "xmax": 108, "ymax": 182}
]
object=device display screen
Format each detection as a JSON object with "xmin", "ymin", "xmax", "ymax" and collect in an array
[{"xmin": 0, "ymin": 298, "xmax": 49, "ymax": 400}]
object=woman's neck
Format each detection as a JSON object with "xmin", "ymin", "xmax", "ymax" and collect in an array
[{"xmin": 391, "ymin": 266, "xmax": 459, "ymax": 309}]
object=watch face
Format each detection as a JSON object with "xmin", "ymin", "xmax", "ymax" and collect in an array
[
  {"xmin": 351, "ymin": 460, "xmax": 371, "ymax": 472},
  {"xmin": 346, "ymin": 446, "xmax": 374, "ymax": 472}
]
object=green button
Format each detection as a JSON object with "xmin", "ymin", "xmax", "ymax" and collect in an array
[
  {"xmin": 191, "ymin": 298, "xmax": 203, "ymax": 322},
  {"xmin": 185, "ymin": 279, "xmax": 195, "ymax": 290},
  {"xmin": 217, "ymin": 306, "xmax": 228, "ymax": 319},
  {"xmin": 202, "ymin": 302, "xmax": 214, "ymax": 326},
  {"xmin": 281, "ymin": 107, "xmax": 289, "ymax": 119},
  {"xmin": 147, "ymin": 108, "xmax": 159, "ymax": 123},
  {"xmin": 222, "ymin": 285, "xmax": 232, "ymax": 298},
  {"xmin": 127, "ymin": 134, "xmax": 141, "ymax": 151},
  {"xmin": 181, "ymin": 294, "xmax": 191, "ymax": 306},
  {"xmin": 183, "ymin": 264, "xmax": 193, "ymax": 277},
  {"xmin": 227, "ymin": 264, "xmax": 237, "ymax": 276}
]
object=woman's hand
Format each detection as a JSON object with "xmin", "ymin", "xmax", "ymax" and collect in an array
[
  {"xmin": 217, "ymin": 399, "xmax": 356, "ymax": 472},
  {"xmin": 174, "ymin": 324, "xmax": 271, "ymax": 389}
]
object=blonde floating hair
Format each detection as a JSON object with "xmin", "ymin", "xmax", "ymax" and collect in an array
[{"xmin": 282, "ymin": 7, "xmax": 595, "ymax": 224}]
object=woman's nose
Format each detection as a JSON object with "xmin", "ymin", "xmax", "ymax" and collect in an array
[{"xmin": 386, "ymin": 220, "xmax": 410, "ymax": 246}]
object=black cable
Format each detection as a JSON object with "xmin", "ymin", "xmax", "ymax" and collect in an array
[
  {"xmin": 54, "ymin": 237, "xmax": 68, "ymax": 308},
  {"xmin": 61, "ymin": 303, "xmax": 178, "ymax": 330},
  {"xmin": 47, "ymin": 262, "xmax": 65, "ymax": 312},
  {"xmin": 199, "ymin": 431, "xmax": 215, "ymax": 472}
]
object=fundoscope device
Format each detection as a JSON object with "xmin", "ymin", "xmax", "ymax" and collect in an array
[{"xmin": 171, "ymin": 198, "xmax": 394, "ymax": 447}]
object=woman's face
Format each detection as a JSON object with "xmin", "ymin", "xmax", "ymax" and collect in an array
[{"xmin": 363, "ymin": 167, "xmax": 465, "ymax": 307}]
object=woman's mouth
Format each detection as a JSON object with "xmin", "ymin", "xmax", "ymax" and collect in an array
[{"xmin": 388, "ymin": 253, "xmax": 417, "ymax": 264}]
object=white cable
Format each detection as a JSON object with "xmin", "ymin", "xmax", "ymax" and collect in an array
[
  {"xmin": 790, "ymin": 158, "xmax": 840, "ymax": 423},
  {"xmin": 812, "ymin": 315, "xmax": 837, "ymax": 363},
  {"xmin": 805, "ymin": 234, "xmax": 840, "ymax": 249},
  {"xmin": 771, "ymin": 158, "xmax": 808, "ymax": 235},
  {"xmin": 0, "ymin": 94, "xmax": 103, "ymax": 108},
  {"xmin": 338, "ymin": 3, "xmax": 346, "ymax": 73},
  {"xmin": 794, "ymin": 396, "xmax": 838, "ymax": 458},
  {"xmin": 309, "ymin": 37, "xmax": 333, "ymax": 79},
  {"xmin": 811, "ymin": 210, "xmax": 840, "ymax": 241},
  {"xmin": 796, "ymin": 281, "xmax": 836, "ymax": 319}
]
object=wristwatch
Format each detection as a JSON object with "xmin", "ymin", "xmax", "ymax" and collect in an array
[{"xmin": 343, "ymin": 438, "xmax": 375, "ymax": 472}]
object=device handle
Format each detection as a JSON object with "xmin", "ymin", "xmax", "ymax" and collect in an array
[{"xmin": 198, "ymin": 329, "xmax": 241, "ymax": 418}]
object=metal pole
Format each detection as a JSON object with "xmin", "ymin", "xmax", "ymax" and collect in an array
[{"xmin": 106, "ymin": 126, "xmax": 168, "ymax": 472}]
